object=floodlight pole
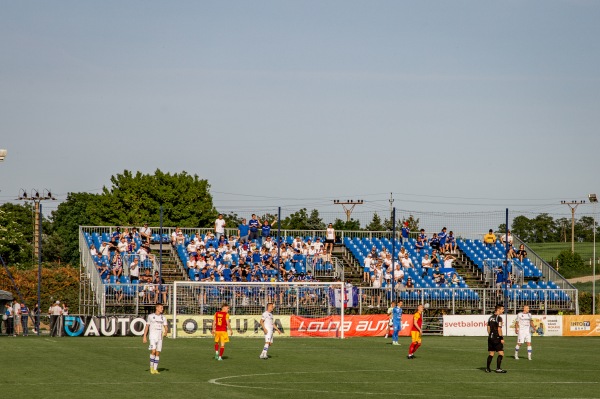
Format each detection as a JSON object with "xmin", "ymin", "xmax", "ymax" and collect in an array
[
  {"xmin": 333, "ymin": 199, "xmax": 364, "ymax": 222},
  {"xmin": 391, "ymin": 207, "xmax": 396, "ymax": 300},
  {"xmin": 17, "ymin": 189, "xmax": 56, "ymax": 336},
  {"xmin": 560, "ymin": 200, "xmax": 585, "ymax": 253},
  {"xmin": 589, "ymin": 194, "xmax": 597, "ymax": 315}
]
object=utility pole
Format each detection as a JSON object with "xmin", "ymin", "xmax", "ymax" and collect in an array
[
  {"xmin": 333, "ymin": 199, "xmax": 364, "ymax": 222},
  {"xmin": 389, "ymin": 192, "xmax": 394, "ymax": 225},
  {"xmin": 561, "ymin": 200, "xmax": 585, "ymax": 253}
]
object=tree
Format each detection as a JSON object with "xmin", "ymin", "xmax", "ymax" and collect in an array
[
  {"xmin": 511, "ymin": 215, "xmax": 533, "ymax": 242},
  {"xmin": 50, "ymin": 192, "xmax": 102, "ymax": 265},
  {"xmin": 281, "ymin": 208, "xmax": 325, "ymax": 230},
  {"xmin": 531, "ymin": 213, "xmax": 557, "ymax": 242},
  {"xmin": 98, "ymin": 169, "xmax": 217, "ymax": 227},
  {"xmin": 575, "ymin": 216, "xmax": 595, "ymax": 242},
  {"xmin": 0, "ymin": 206, "xmax": 33, "ymax": 267},
  {"xmin": 365, "ymin": 213, "xmax": 385, "ymax": 231},
  {"xmin": 401, "ymin": 215, "xmax": 420, "ymax": 232},
  {"xmin": 332, "ymin": 218, "xmax": 361, "ymax": 231}
]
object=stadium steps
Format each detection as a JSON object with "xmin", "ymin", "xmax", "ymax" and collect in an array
[
  {"xmin": 333, "ymin": 245, "xmax": 363, "ymax": 284},
  {"xmin": 452, "ymin": 250, "xmax": 486, "ymax": 288},
  {"xmin": 152, "ymin": 246, "xmax": 187, "ymax": 283}
]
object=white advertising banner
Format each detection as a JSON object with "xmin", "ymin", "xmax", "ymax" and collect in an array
[{"xmin": 444, "ymin": 314, "xmax": 563, "ymax": 337}]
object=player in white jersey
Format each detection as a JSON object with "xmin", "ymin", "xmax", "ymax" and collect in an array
[
  {"xmin": 514, "ymin": 305, "xmax": 534, "ymax": 360},
  {"xmin": 259, "ymin": 302, "xmax": 282, "ymax": 359},
  {"xmin": 143, "ymin": 304, "xmax": 168, "ymax": 374}
]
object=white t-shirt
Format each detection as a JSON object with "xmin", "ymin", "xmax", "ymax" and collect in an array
[
  {"xmin": 314, "ymin": 241, "xmax": 324, "ymax": 251},
  {"xmin": 401, "ymin": 257, "xmax": 413, "ymax": 268},
  {"xmin": 261, "ymin": 311, "xmax": 274, "ymax": 331},
  {"xmin": 147, "ymin": 313, "xmax": 167, "ymax": 338},
  {"xmin": 394, "ymin": 268, "xmax": 405, "ymax": 280},
  {"xmin": 422, "ymin": 258, "xmax": 432, "ymax": 269},
  {"xmin": 444, "ymin": 258, "xmax": 454, "ymax": 268},
  {"xmin": 215, "ymin": 219, "xmax": 226, "ymax": 234},
  {"xmin": 516, "ymin": 312, "xmax": 533, "ymax": 330},
  {"xmin": 117, "ymin": 241, "xmax": 128, "ymax": 253},
  {"xmin": 187, "ymin": 243, "xmax": 197, "ymax": 253},
  {"xmin": 140, "ymin": 227, "xmax": 151, "ymax": 236},
  {"xmin": 130, "ymin": 263, "xmax": 140, "ymax": 278},
  {"xmin": 326, "ymin": 228, "xmax": 335, "ymax": 240},
  {"xmin": 50, "ymin": 304, "xmax": 63, "ymax": 316}
]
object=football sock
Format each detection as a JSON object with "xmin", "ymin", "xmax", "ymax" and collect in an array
[
  {"xmin": 414, "ymin": 343, "xmax": 421, "ymax": 353},
  {"xmin": 219, "ymin": 347, "xmax": 225, "ymax": 357},
  {"xmin": 263, "ymin": 345, "xmax": 269, "ymax": 353},
  {"xmin": 486, "ymin": 355, "xmax": 493, "ymax": 369},
  {"xmin": 408, "ymin": 342, "xmax": 415, "ymax": 355},
  {"xmin": 154, "ymin": 356, "xmax": 159, "ymax": 370},
  {"xmin": 527, "ymin": 346, "xmax": 532, "ymax": 357},
  {"xmin": 514, "ymin": 345, "xmax": 520, "ymax": 353},
  {"xmin": 497, "ymin": 355, "xmax": 503, "ymax": 369},
  {"xmin": 214, "ymin": 343, "xmax": 219, "ymax": 353},
  {"xmin": 150, "ymin": 354, "xmax": 155, "ymax": 370}
]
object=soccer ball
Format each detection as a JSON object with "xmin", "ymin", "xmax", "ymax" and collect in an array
[{"xmin": 423, "ymin": 303, "xmax": 430, "ymax": 309}]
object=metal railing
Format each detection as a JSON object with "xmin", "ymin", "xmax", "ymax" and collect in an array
[
  {"xmin": 103, "ymin": 283, "xmax": 172, "ymax": 315},
  {"xmin": 513, "ymin": 236, "xmax": 576, "ymax": 290},
  {"xmin": 79, "ymin": 228, "xmax": 105, "ymax": 315},
  {"xmin": 357, "ymin": 287, "xmax": 578, "ymax": 315}
]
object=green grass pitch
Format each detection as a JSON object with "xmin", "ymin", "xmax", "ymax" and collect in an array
[{"xmin": 2, "ymin": 336, "xmax": 599, "ymax": 399}]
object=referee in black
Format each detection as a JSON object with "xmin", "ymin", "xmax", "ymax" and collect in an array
[{"xmin": 486, "ymin": 304, "xmax": 507, "ymax": 373}]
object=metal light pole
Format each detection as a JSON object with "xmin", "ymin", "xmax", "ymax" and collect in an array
[
  {"xmin": 17, "ymin": 189, "xmax": 56, "ymax": 335},
  {"xmin": 589, "ymin": 194, "xmax": 597, "ymax": 315}
]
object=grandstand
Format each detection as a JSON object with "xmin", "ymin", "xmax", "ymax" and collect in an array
[{"xmin": 78, "ymin": 226, "xmax": 578, "ymax": 317}]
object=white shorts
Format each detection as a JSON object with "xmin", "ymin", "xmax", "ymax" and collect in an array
[
  {"xmin": 517, "ymin": 332, "xmax": 531, "ymax": 345},
  {"xmin": 264, "ymin": 330, "xmax": 274, "ymax": 344},
  {"xmin": 148, "ymin": 336, "xmax": 163, "ymax": 352}
]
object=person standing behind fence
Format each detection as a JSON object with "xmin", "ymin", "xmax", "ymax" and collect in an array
[
  {"xmin": 248, "ymin": 214, "xmax": 260, "ymax": 243},
  {"xmin": 401, "ymin": 222, "xmax": 410, "ymax": 245},
  {"xmin": 4, "ymin": 303, "xmax": 14, "ymax": 336},
  {"xmin": 48, "ymin": 301, "xmax": 63, "ymax": 337},
  {"xmin": 215, "ymin": 214, "xmax": 226, "ymax": 241},
  {"xmin": 238, "ymin": 218, "xmax": 250, "ymax": 244},
  {"xmin": 13, "ymin": 299, "xmax": 22, "ymax": 336},
  {"xmin": 20, "ymin": 302, "xmax": 29, "ymax": 336}
]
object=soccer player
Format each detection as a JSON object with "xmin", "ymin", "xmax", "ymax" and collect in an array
[
  {"xmin": 407, "ymin": 304, "xmax": 423, "ymax": 359},
  {"xmin": 142, "ymin": 304, "xmax": 168, "ymax": 374},
  {"xmin": 259, "ymin": 302, "xmax": 282, "ymax": 359},
  {"xmin": 486, "ymin": 304, "xmax": 507, "ymax": 373},
  {"xmin": 391, "ymin": 300, "xmax": 403, "ymax": 346},
  {"xmin": 514, "ymin": 305, "xmax": 534, "ymax": 360},
  {"xmin": 212, "ymin": 303, "xmax": 233, "ymax": 361},
  {"xmin": 385, "ymin": 301, "xmax": 395, "ymax": 339}
]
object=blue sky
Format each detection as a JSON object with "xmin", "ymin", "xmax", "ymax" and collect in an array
[{"xmin": 1, "ymin": 1, "xmax": 599, "ymax": 222}]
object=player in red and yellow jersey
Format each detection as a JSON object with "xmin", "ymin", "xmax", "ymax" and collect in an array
[
  {"xmin": 212, "ymin": 303, "xmax": 233, "ymax": 361},
  {"xmin": 407, "ymin": 304, "xmax": 424, "ymax": 359}
]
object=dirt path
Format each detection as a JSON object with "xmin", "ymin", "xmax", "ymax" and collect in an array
[{"xmin": 567, "ymin": 275, "xmax": 600, "ymax": 283}]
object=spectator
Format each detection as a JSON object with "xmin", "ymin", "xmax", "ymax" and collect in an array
[
  {"xmin": 113, "ymin": 280, "xmax": 123, "ymax": 303},
  {"xmin": 214, "ymin": 214, "xmax": 226, "ymax": 240},
  {"xmin": 130, "ymin": 258, "xmax": 140, "ymax": 284},
  {"xmin": 443, "ymin": 254, "xmax": 456, "ymax": 269},
  {"xmin": 152, "ymin": 271, "xmax": 167, "ymax": 304},
  {"xmin": 260, "ymin": 219, "xmax": 277, "ymax": 246},
  {"xmin": 445, "ymin": 231, "xmax": 456, "ymax": 254},
  {"xmin": 13, "ymin": 299, "xmax": 21, "ymax": 336},
  {"xmin": 507, "ymin": 244, "xmax": 517, "ymax": 260},
  {"xmin": 500, "ymin": 230, "xmax": 513, "ymax": 246},
  {"xmin": 48, "ymin": 301, "xmax": 63, "ymax": 337},
  {"xmin": 483, "ymin": 229, "xmax": 497, "ymax": 247},
  {"xmin": 363, "ymin": 254, "xmax": 373, "ymax": 283},
  {"xmin": 238, "ymin": 218, "xmax": 250, "ymax": 244},
  {"xmin": 438, "ymin": 227, "xmax": 448, "ymax": 253},
  {"xmin": 90, "ymin": 244, "xmax": 98, "ymax": 257},
  {"xmin": 393, "ymin": 264, "xmax": 405, "ymax": 283},
  {"xmin": 451, "ymin": 273, "xmax": 460, "ymax": 286},
  {"xmin": 4, "ymin": 303, "xmax": 14, "ymax": 336},
  {"xmin": 421, "ymin": 253, "xmax": 432, "ymax": 278},
  {"xmin": 140, "ymin": 223, "xmax": 152, "ymax": 244},
  {"xmin": 187, "ymin": 240, "xmax": 198, "ymax": 257},
  {"xmin": 401, "ymin": 222, "xmax": 410, "ymax": 245},
  {"xmin": 516, "ymin": 244, "xmax": 528, "ymax": 262},
  {"xmin": 430, "ymin": 233, "xmax": 440, "ymax": 252},
  {"xmin": 406, "ymin": 277, "xmax": 414, "ymax": 290},
  {"xmin": 141, "ymin": 269, "xmax": 154, "ymax": 303},
  {"xmin": 431, "ymin": 249, "xmax": 440, "ymax": 268},
  {"xmin": 99, "ymin": 242, "xmax": 111, "ymax": 258},
  {"xmin": 325, "ymin": 223, "xmax": 335, "ymax": 254},
  {"xmin": 400, "ymin": 253, "xmax": 414, "ymax": 269},
  {"xmin": 20, "ymin": 302, "xmax": 29, "ymax": 336},
  {"xmin": 117, "ymin": 237, "xmax": 128, "ymax": 254},
  {"xmin": 32, "ymin": 303, "xmax": 40, "ymax": 334},
  {"xmin": 112, "ymin": 253, "xmax": 123, "ymax": 278},
  {"xmin": 418, "ymin": 228, "xmax": 428, "ymax": 243},
  {"xmin": 397, "ymin": 247, "xmax": 408, "ymax": 262},
  {"xmin": 248, "ymin": 214, "xmax": 260, "ymax": 242},
  {"xmin": 415, "ymin": 237, "xmax": 425, "ymax": 253}
]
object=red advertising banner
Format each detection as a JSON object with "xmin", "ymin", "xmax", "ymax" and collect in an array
[{"xmin": 290, "ymin": 314, "xmax": 412, "ymax": 338}]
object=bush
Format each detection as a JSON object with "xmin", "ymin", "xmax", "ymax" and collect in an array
[{"xmin": 557, "ymin": 250, "xmax": 585, "ymax": 278}]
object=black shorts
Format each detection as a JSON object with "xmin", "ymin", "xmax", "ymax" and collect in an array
[
  {"xmin": 325, "ymin": 239, "xmax": 334, "ymax": 245},
  {"xmin": 488, "ymin": 337, "xmax": 503, "ymax": 352}
]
